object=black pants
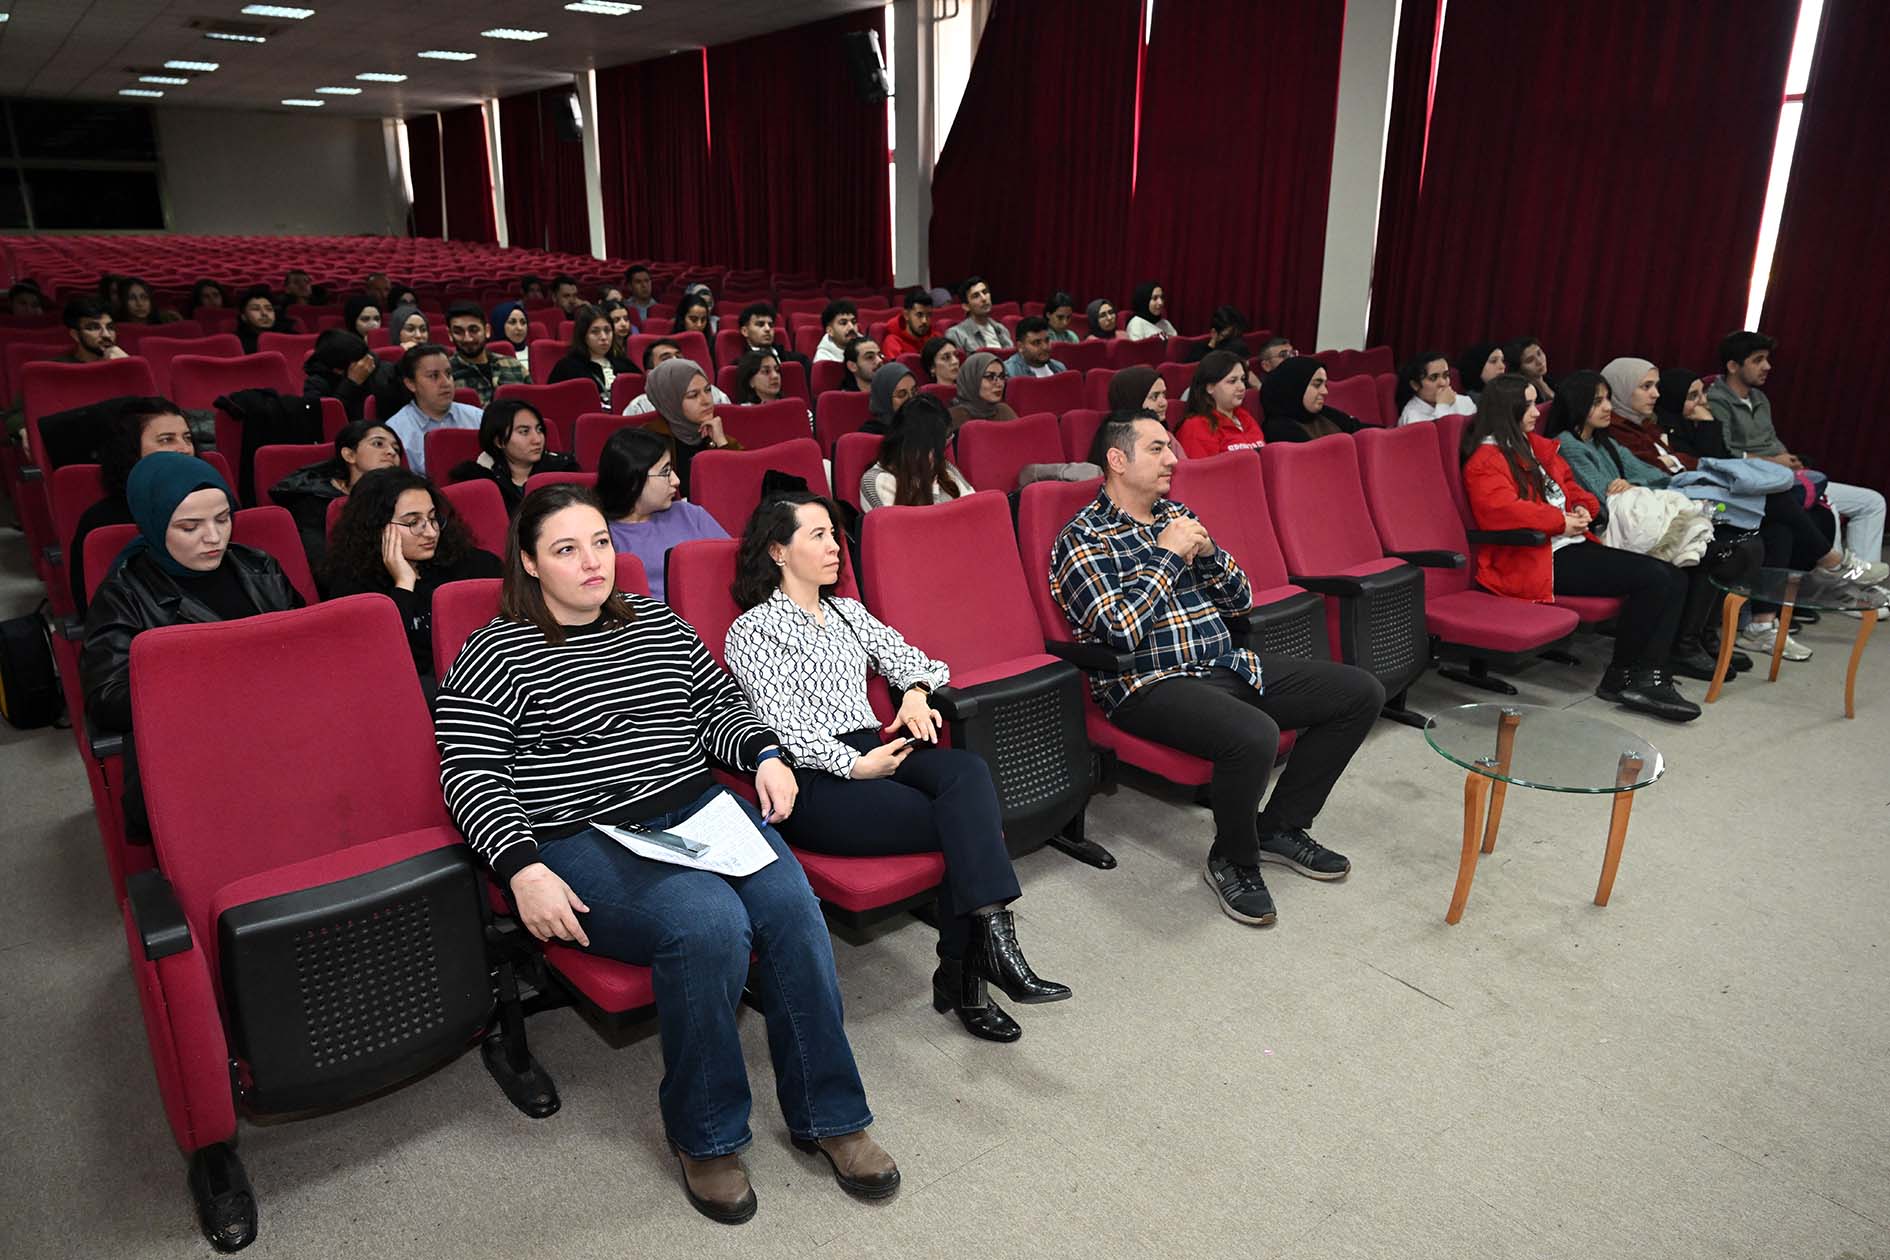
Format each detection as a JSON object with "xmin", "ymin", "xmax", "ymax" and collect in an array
[
  {"xmin": 1553, "ymin": 542, "xmax": 1684, "ymax": 669},
  {"xmin": 1679, "ymin": 528, "xmax": 1764, "ymax": 646},
  {"xmin": 1109, "ymin": 657, "xmax": 1385, "ymax": 867},
  {"xmin": 782, "ymin": 730, "xmax": 1021, "ymax": 960},
  {"xmin": 1755, "ymin": 492, "xmax": 1837, "ymax": 614}
]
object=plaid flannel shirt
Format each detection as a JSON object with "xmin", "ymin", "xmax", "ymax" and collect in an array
[
  {"xmin": 451, "ymin": 351, "xmax": 531, "ymax": 406},
  {"xmin": 1050, "ymin": 487, "xmax": 1261, "ymax": 714}
]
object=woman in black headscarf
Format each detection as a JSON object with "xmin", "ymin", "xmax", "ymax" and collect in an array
[
  {"xmin": 1454, "ymin": 343, "xmax": 1506, "ymax": 399},
  {"xmin": 1084, "ymin": 299, "xmax": 1118, "ymax": 341},
  {"xmin": 1259, "ymin": 356, "xmax": 1360, "ymax": 444},
  {"xmin": 1124, "ymin": 283, "xmax": 1177, "ymax": 340},
  {"xmin": 301, "ymin": 329, "xmax": 400, "ymax": 424}
]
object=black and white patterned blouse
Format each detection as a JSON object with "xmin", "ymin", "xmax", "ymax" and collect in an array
[{"xmin": 724, "ymin": 589, "xmax": 950, "ymax": 779}]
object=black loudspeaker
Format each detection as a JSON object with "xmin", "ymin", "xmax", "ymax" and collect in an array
[
  {"xmin": 843, "ymin": 31, "xmax": 892, "ymax": 103},
  {"xmin": 552, "ymin": 90, "xmax": 583, "ymax": 142}
]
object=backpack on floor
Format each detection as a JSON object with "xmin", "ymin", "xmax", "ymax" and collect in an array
[{"xmin": 0, "ymin": 601, "xmax": 60, "ymax": 729}]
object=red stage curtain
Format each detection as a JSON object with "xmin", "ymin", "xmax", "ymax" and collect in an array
[
  {"xmin": 597, "ymin": 51, "xmax": 720, "ymax": 265},
  {"xmin": 929, "ymin": 0, "xmax": 1142, "ymax": 304},
  {"xmin": 440, "ymin": 104, "xmax": 497, "ymax": 244},
  {"xmin": 406, "ymin": 113, "xmax": 443, "ymax": 239},
  {"xmin": 1758, "ymin": 0, "xmax": 1890, "ymax": 492},
  {"xmin": 706, "ymin": 10, "xmax": 892, "ymax": 285},
  {"xmin": 1368, "ymin": 0, "xmax": 1796, "ymax": 371},
  {"xmin": 1127, "ymin": 0, "xmax": 1345, "ymax": 338},
  {"xmin": 498, "ymin": 87, "xmax": 590, "ymax": 255},
  {"xmin": 1367, "ymin": 0, "xmax": 1440, "ymax": 347}
]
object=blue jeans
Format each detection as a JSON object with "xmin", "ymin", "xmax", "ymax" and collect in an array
[{"xmin": 534, "ymin": 787, "xmax": 873, "ymax": 1158}]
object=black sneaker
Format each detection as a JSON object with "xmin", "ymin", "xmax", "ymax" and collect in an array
[
  {"xmin": 1204, "ymin": 854, "xmax": 1277, "ymax": 925},
  {"xmin": 1256, "ymin": 829, "xmax": 1352, "ymax": 880}
]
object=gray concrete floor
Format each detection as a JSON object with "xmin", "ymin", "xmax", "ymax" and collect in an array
[{"xmin": 2, "ymin": 520, "xmax": 1886, "ymax": 1260}]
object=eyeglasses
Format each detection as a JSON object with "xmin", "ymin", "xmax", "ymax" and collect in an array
[
  {"xmin": 981, "ymin": 369, "xmax": 1005, "ymax": 382},
  {"xmin": 647, "ymin": 466, "xmax": 678, "ymax": 480},
  {"xmin": 393, "ymin": 513, "xmax": 442, "ymax": 534}
]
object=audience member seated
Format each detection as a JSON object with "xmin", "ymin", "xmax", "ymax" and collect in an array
[
  {"xmin": 1395, "ymin": 350, "xmax": 1478, "ymax": 427},
  {"xmin": 1004, "ymin": 317, "xmax": 1066, "ymax": 379},
  {"xmin": 949, "ymin": 352, "xmax": 1018, "ymax": 428},
  {"xmin": 279, "ymin": 268, "xmax": 314, "ymax": 310},
  {"xmin": 945, "ymin": 277, "xmax": 1014, "ymax": 352},
  {"xmin": 388, "ymin": 304, "xmax": 431, "ymax": 350},
  {"xmin": 674, "ymin": 294, "xmax": 714, "ymax": 339},
  {"xmin": 1045, "ymin": 292, "xmax": 1080, "ymax": 344},
  {"xmin": 385, "ymin": 343, "xmax": 481, "ymax": 478},
  {"xmin": 551, "ymin": 274, "xmax": 582, "ymax": 319},
  {"xmin": 234, "ymin": 285, "xmax": 289, "ymax": 353},
  {"xmin": 323, "ymin": 467, "xmax": 502, "ymax": 678},
  {"xmin": 1052, "ymin": 411, "xmax": 1382, "ymax": 926},
  {"xmin": 1706, "ymin": 331, "xmax": 1886, "ymax": 585},
  {"xmin": 623, "ymin": 264, "xmax": 656, "ymax": 319},
  {"xmin": 303, "ymin": 329, "xmax": 402, "ymax": 425},
  {"xmin": 344, "ymin": 293, "xmax": 384, "ymax": 340},
  {"xmin": 731, "ymin": 348, "xmax": 806, "ymax": 422},
  {"xmin": 269, "ymin": 420, "xmax": 404, "ymax": 566},
  {"xmin": 1461, "ymin": 374, "xmax": 1699, "ymax": 721},
  {"xmin": 447, "ymin": 400, "xmax": 580, "ymax": 516},
  {"xmin": 434, "ymin": 482, "xmax": 896, "ymax": 1222},
  {"xmin": 59, "ymin": 297, "xmax": 129, "ymax": 364},
  {"xmin": 920, "ymin": 337, "xmax": 961, "ymax": 389},
  {"xmin": 1254, "ymin": 337, "xmax": 1295, "ymax": 374},
  {"xmin": 602, "ymin": 299, "xmax": 635, "ymax": 357},
  {"xmin": 1182, "ymin": 306, "xmax": 1252, "ymax": 366},
  {"xmin": 627, "ymin": 340, "xmax": 732, "ymax": 415},
  {"xmin": 597, "ymin": 427, "xmax": 728, "ymax": 603},
  {"xmin": 861, "ymin": 395, "xmax": 973, "ymax": 512},
  {"xmin": 1504, "ymin": 335, "xmax": 1555, "ymax": 406},
  {"xmin": 66, "ymin": 398, "xmax": 195, "ymax": 613},
  {"xmin": 363, "ymin": 272, "xmax": 393, "ymax": 308},
  {"xmin": 736, "ymin": 302, "xmax": 810, "ymax": 371},
  {"xmin": 639, "ymin": 356, "xmax": 739, "ymax": 497},
  {"xmin": 814, "ymin": 301, "xmax": 860, "ymax": 363},
  {"xmin": 1084, "ymin": 298, "xmax": 1118, "ymax": 340},
  {"xmin": 1106, "ymin": 364, "xmax": 1168, "ymax": 418},
  {"xmin": 114, "ymin": 277, "xmax": 161, "ymax": 326},
  {"xmin": 1455, "ymin": 342, "xmax": 1506, "ymax": 399},
  {"xmin": 10, "ymin": 281, "xmax": 45, "ymax": 316},
  {"xmin": 1176, "ymin": 351, "xmax": 1264, "ymax": 458},
  {"xmin": 1124, "ymin": 282, "xmax": 1179, "ymax": 340},
  {"xmin": 187, "ymin": 279, "xmax": 225, "ymax": 318},
  {"xmin": 549, "ymin": 304, "xmax": 637, "ymax": 410},
  {"xmin": 1260, "ymin": 357, "xmax": 1361, "ymax": 444},
  {"xmin": 446, "ymin": 302, "xmax": 529, "ymax": 406},
  {"xmin": 879, "ymin": 287, "xmax": 933, "ymax": 358},
  {"xmin": 841, "ymin": 336, "xmax": 882, "ymax": 392},
  {"xmin": 725, "ymin": 490, "xmax": 1070, "ymax": 1042},
  {"xmin": 864, "ymin": 362, "xmax": 917, "ymax": 435},
  {"xmin": 82, "ymin": 454, "xmax": 303, "ymax": 832}
]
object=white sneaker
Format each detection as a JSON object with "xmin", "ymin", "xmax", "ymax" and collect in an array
[
  {"xmin": 1842, "ymin": 584, "xmax": 1890, "ymax": 619},
  {"xmin": 1835, "ymin": 550, "xmax": 1890, "ymax": 586},
  {"xmin": 1737, "ymin": 622, "xmax": 1812, "ymax": 661}
]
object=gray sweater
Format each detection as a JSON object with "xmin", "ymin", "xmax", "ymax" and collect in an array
[{"xmin": 1705, "ymin": 378, "xmax": 1786, "ymax": 457}]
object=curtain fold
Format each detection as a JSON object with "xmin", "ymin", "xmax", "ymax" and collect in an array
[
  {"xmin": 406, "ymin": 113, "xmax": 443, "ymax": 240},
  {"xmin": 1368, "ymin": 0, "xmax": 1796, "ymax": 370},
  {"xmin": 1758, "ymin": 0, "xmax": 1890, "ymax": 491},
  {"xmin": 928, "ymin": 0, "xmax": 1142, "ymax": 303},
  {"xmin": 498, "ymin": 86, "xmax": 590, "ymax": 255},
  {"xmin": 498, "ymin": 92, "xmax": 549, "ymax": 253},
  {"xmin": 1126, "ymin": 0, "xmax": 1345, "ymax": 338},
  {"xmin": 596, "ymin": 51, "xmax": 719, "ymax": 265},
  {"xmin": 1365, "ymin": 0, "xmax": 1441, "ymax": 350},
  {"xmin": 440, "ymin": 104, "xmax": 497, "ymax": 244}
]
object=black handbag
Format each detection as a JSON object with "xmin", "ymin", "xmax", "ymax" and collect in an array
[{"xmin": 0, "ymin": 601, "xmax": 61, "ymax": 729}]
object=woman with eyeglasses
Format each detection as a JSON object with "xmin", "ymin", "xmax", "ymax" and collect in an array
[
  {"xmin": 323, "ymin": 467, "xmax": 502, "ymax": 678},
  {"xmin": 948, "ymin": 351, "xmax": 1018, "ymax": 428},
  {"xmin": 595, "ymin": 426, "xmax": 728, "ymax": 603}
]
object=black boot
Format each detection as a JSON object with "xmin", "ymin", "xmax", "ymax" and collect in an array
[
  {"xmin": 966, "ymin": 909, "xmax": 1071, "ymax": 1004},
  {"xmin": 1612, "ymin": 668, "xmax": 1701, "ymax": 722},
  {"xmin": 931, "ymin": 959, "xmax": 1021, "ymax": 1043},
  {"xmin": 1668, "ymin": 638, "xmax": 1720, "ymax": 682}
]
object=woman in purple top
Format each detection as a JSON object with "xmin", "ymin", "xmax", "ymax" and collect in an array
[{"xmin": 597, "ymin": 425, "xmax": 728, "ymax": 602}]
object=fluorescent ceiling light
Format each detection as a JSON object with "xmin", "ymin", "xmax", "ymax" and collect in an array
[
  {"xmin": 417, "ymin": 50, "xmax": 477, "ymax": 61},
  {"xmin": 315, "ymin": 86, "xmax": 362, "ymax": 95},
  {"xmin": 120, "ymin": 88, "xmax": 165, "ymax": 98},
  {"xmin": 481, "ymin": 28, "xmax": 550, "ymax": 41},
  {"xmin": 140, "ymin": 75, "xmax": 190, "ymax": 85},
  {"xmin": 165, "ymin": 60, "xmax": 220, "ymax": 71},
  {"xmin": 204, "ymin": 32, "xmax": 267, "ymax": 43},
  {"xmin": 566, "ymin": 2, "xmax": 643, "ymax": 13},
  {"xmin": 241, "ymin": 4, "xmax": 315, "ymax": 16},
  {"xmin": 0, "ymin": 14, "xmax": 10, "ymax": 21},
  {"xmin": 281, "ymin": 99, "xmax": 325, "ymax": 107},
  {"xmin": 356, "ymin": 72, "xmax": 408, "ymax": 82}
]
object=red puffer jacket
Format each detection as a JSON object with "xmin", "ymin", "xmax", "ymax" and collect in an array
[{"xmin": 1463, "ymin": 434, "xmax": 1601, "ymax": 602}]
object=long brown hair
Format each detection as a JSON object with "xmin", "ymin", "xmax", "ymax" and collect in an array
[
  {"xmin": 1461, "ymin": 373, "xmax": 1547, "ymax": 500},
  {"xmin": 500, "ymin": 483, "xmax": 635, "ymax": 645},
  {"xmin": 877, "ymin": 395, "xmax": 962, "ymax": 506},
  {"xmin": 1184, "ymin": 350, "xmax": 1245, "ymax": 430}
]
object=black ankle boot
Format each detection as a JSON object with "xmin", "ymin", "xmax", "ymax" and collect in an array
[
  {"xmin": 966, "ymin": 909, "xmax": 1071, "ymax": 1005},
  {"xmin": 931, "ymin": 959, "xmax": 1021, "ymax": 1043}
]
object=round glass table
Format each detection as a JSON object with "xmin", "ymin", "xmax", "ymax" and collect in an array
[
  {"xmin": 1424, "ymin": 704, "xmax": 1664, "ymax": 924},
  {"xmin": 1709, "ymin": 566, "xmax": 1881, "ymax": 718}
]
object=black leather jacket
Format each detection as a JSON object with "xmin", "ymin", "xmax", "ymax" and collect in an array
[{"xmin": 81, "ymin": 544, "xmax": 303, "ymax": 733}]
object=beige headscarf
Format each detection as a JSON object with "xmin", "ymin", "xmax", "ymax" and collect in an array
[
  {"xmin": 1600, "ymin": 357, "xmax": 1658, "ymax": 421},
  {"xmin": 646, "ymin": 356, "xmax": 709, "ymax": 444}
]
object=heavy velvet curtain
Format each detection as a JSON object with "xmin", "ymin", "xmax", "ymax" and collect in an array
[
  {"xmin": 406, "ymin": 113, "xmax": 443, "ymax": 239},
  {"xmin": 1367, "ymin": 0, "xmax": 1797, "ymax": 370},
  {"xmin": 1757, "ymin": 0, "xmax": 1890, "ymax": 491},
  {"xmin": 1367, "ymin": 0, "xmax": 1441, "ymax": 345},
  {"xmin": 929, "ymin": 0, "xmax": 1143, "ymax": 303},
  {"xmin": 440, "ymin": 104, "xmax": 497, "ymax": 244},
  {"xmin": 498, "ymin": 87, "xmax": 589, "ymax": 255},
  {"xmin": 705, "ymin": 9, "xmax": 892, "ymax": 285},
  {"xmin": 1126, "ymin": 0, "xmax": 1345, "ymax": 338},
  {"xmin": 596, "ymin": 51, "xmax": 719, "ymax": 265}
]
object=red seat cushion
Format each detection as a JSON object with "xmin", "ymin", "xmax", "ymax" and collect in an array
[
  {"xmin": 1084, "ymin": 707, "xmax": 1212, "ymax": 785},
  {"xmin": 1556, "ymin": 593, "xmax": 1624, "ymax": 624},
  {"xmin": 795, "ymin": 851, "xmax": 948, "ymax": 912},
  {"xmin": 1425, "ymin": 590, "xmax": 1579, "ymax": 652},
  {"xmin": 540, "ymin": 944, "xmax": 656, "ymax": 1013}
]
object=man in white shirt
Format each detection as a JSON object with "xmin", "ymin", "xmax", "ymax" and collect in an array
[
  {"xmin": 384, "ymin": 343, "xmax": 481, "ymax": 477},
  {"xmin": 945, "ymin": 277, "xmax": 1013, "ymax": 353},
  {"xmin": 813, "ymin": 301, "xmax": 859, "ymax": 363},
  {"xmin": 1003, "ymin": 318, "xmax": 1066, "ymax": 379},
  {"xmin": 1396, "ymin": 351, "xmax": 1478, "ymax": 426}
]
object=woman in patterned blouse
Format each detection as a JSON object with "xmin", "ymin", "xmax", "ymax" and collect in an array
[{"xmin": 723, "ymin": 490, "xmax": 1071, "ymax": 1043}]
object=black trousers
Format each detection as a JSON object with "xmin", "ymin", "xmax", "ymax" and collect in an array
[
  {"xmin": 1553, "ymin": 542, "xmax": 1685, "ymax": 669},
  {"xmin": 1679, "ymin": 528, "xmax": 1764, "ymax": 646},
  {"xmin": 782, "ymin": 730, "xmax": 1021, "ymax": 960},
  {"xmin": 1109, "ymin": 657, "xmax": 1385, "ymax": 867}
]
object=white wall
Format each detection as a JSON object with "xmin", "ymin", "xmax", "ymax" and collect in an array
[
  {"xmin": 1315, "ymin": 0, "xmax": 1400, "ymax": 352},
  {"xmin": 156, "ymin": 107, "xmax": 403, "ymax": 236}
]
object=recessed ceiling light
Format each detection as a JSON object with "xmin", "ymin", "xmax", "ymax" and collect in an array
[
  {"xmin": 140, "ymin": 75, "xmax": 190, "ymax": 85},
  {"xmin": 481, "ymin": 28, "xmax": 550, "ymax": 41},
  {"xmin": 204, "ymin": 32, "xmax": 268, "ymax": 43},
  {"xmin": 281, "ymin": 99, "xmax": 325, "ymax": 107},
  {"xmin": 165, "ymin": 60, "xmax": 220, "ymax": 71},
  {"xmin": 566, "ymin": 2, "xmax": 643, "ymax": 13},
  {"xmin": 417, "ymin": 50, "xmax": 478, "ymax": 61},
  {"xmin": 315, "ymin": 86, "xmax": 362, "ymax": 95},
  {"xmin": 241, "ymin": 4, "xmax": 315, "ymax": 16},
  {"xmin": 120, "ymin": 88, "xmax": 165, "ymax": 98},
  {"xmin": 0, "ymin": 13, "xmax": 10, "ymax": 22},
  {"xmin": 356, "ymin": 72, "xmax": 408, "ymax": 82}
]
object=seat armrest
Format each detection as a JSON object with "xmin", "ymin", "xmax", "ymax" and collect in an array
[
  {"xmin": 126, "ymin": 869, "xmax": 192, "ymax": 960},
  {"xmin": 928, "ymin": 685, "xmax": 980, "ymax": 722},
  {"xmin": 1287, "ymin": 572, "xmax": 1366, "ymax": 596},
  {"xmin": 1467, "ymin": 528, "xmax": 1548, "ymax": 546},
  {"xmin": 1221, "ymin": 612, "xmax": 1253, "ymax": 636},
  {"xmin": 90, "ymin": 731, "xmax": 125, "ymax": 760},
  {"xmin": 42, "ymin": 544, "xmax": 62, "ymax": 566},
  {"xmin": 19, "ymin": 463, "xmax": 41, "ymax": 483},
  {"xmin": 1045, "ymin": 638, "xmax": 1134, "ymax": 672},
  {"xmin": 1387, "ymin": 549, "xmax": 1466, "ymax": 568},
  {"xmin": 61, "ymin": 614, "xmax": 84, "ymax": 641}
]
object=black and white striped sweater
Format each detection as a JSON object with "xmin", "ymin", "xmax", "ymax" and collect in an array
[{"xmin": 434, "ymin": 594, "xmax": 778, "ymax": 884}]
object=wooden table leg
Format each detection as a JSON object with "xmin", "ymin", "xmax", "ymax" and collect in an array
[
  {"xmin": 1447, "ymin": 767, "xmax": 1493, "ymax": 925},
  {"xmin": 1595, "ymin": 752, "xmax": 1644, "ymax": 907},
  {"xmin": 1479, "ymin": 709, "xmax": 1522, "ymax": 854},
  {"xmin": 1769, "ymin": 574, "xmax": 1802, "ymax": 683},
  {"xmin": 1845, "ymin": 608, "xmax": 1878, "ymax": 719},
  {"xmin": 1706, "ymin": 593, "xmax": 1745, "ymax": 704}
]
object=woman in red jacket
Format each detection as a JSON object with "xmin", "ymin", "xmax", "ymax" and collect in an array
[
  {"xmin": 1175, "ymin": 350, "xmax": 1264, "ymax": 458},
  {"xmin": 1461, "ymin": 374, "xmax": 1699, "ymax": 722}
]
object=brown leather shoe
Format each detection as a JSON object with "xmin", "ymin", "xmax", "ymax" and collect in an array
[
  {"xmin": 672, "ymin": 1146, "xmax": 757, "ymax": 1224},
  {"xmin": 792, "ymin": 1130, "xmax": 901, "ymax": 1199}
]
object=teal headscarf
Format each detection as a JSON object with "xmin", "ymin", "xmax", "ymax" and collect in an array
[{"xmin": 113, "ymin": 452, "xmax": 233, "ymax": 578}]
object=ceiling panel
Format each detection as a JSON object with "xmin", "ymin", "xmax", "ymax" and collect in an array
[{"xmin": 0, "ymin": 0, "xmax": 885, "ymax": 116}]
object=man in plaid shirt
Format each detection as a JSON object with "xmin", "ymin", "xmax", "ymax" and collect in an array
[{"xmin": 1052, "ymin": 411, "xmax": 1384, "ymax": 926}]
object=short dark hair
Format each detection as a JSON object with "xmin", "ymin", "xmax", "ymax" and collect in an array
[
  {"xmin": 63, "ymin": 296, "xmax": 109, "ymax": 328},
  {"xmin": 1258, "ymin": 336, "xmax": 1291, "ymax": 356},
  {"xmin": 960, "ymin": 275, "xmax": 988, "ymax": 299},
  {"xmin": 98, "ymin": 397, "xmax": 192, "ymax": 497},
  {"xmin": 520, "ymin": 274, "xmax": 545, "ymax": 295},
  {"xmin": 446, "ymin": 301, "xmax": 486, "ymax": 324},
  {"xmin": 821, "ymin": 300, "xmax": 857, "ymax": 329},
  {"xmin": 1718, "ymin": 330, "xmax": 1776, "ymax": 370},
  {"xmin": 843, "ymin": 335, "xmax": 877, "ymax": 367},
  {"xmin": 1046, "ymin": 291, "xmax": 1075, "ymax": 314},
  {"xmin": 285, "ymin": 269, "xmax": 309, "ymax": 282},
  {"xmin": 1091, "ymin": 409, "xmax": 1162, "ymax": 468},
  {"xmin": 479, "ymin": 400, "xmax": 545, "ymax": 462},
  {"xmin": 1395, "ymin": 350, "xmax": 1450, "ymax": 408},
  {"xmin": 9, "ymin": 281, "xmax": 42, "ymax": 300},
  {"xmin": 595, "ymin": 426, "xmax": 672, "ymax": 518},
  {"xmin": 236, "ymin": 283, "xmax": 273, "ymax": 309},
  {"xmin": 901, "ymin": 286, "xmax": 931, "ymax": 311},
  {"xmin": 397, "ymin": 342, "xmax": 451, "ymax": 380},
  {"xmin": 623, "ymin": 265, "xmax": 651, "ymax": 283},
  {"xmin": 308, "ymin": 328, "xmax": 371, "ymax": 372},
  {"xmin": 552, "ymin": 273, "xmax": 579, "ymax": 291},
  {"xmin": 501, "ymin": 483, "xmax": 636, "ymax": 645},
  {"xmin": 1015, "ymin": 315, "xmax": 1050, "ymax": 339},
  {"xmin": 641, "ymin": 337, "xmax": 682, "ymax": 372},
  {"xmin": 738, "ymin": 301, "xmax": 775, "ymax": 328},
  {"xmin": 1208, "ymin": 305, "xmax": 1248, "ymax": 336},
  {"xmin": 732, "ymin": 490, "xmax": 848, "ymax": 611}
]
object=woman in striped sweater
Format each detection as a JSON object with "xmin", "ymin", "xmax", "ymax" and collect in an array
[{"xmin": 433, "ymin": 484, "xmax": 897, "ymax": 1225}]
